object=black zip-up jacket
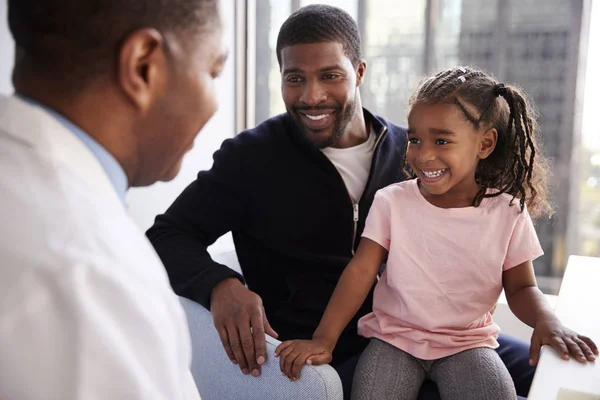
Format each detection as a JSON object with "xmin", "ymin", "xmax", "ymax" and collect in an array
[{"xmin": 147, "ymin": 109, "xmax": 408, "ymax": 365}]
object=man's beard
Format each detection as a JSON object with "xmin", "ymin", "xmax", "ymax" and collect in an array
[{"xmin": 290, "ymin": 99, "xmax": 357, "ymax": 149}]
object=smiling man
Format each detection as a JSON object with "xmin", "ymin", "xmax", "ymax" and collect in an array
[
  {"xmin": 147, "ymin": 4, "xmax": 535, "ymax": 400},
  {"xmin": 280, "ymin": 41, "xmax": 367, "ymax": 150}
]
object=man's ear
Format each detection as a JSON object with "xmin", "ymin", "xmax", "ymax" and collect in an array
[
  {"xmin": 117, "ymin": 28, "xmax": 167, "ymax": 112},
  {"xmin": 479, "ymin": 127, "xmax": 498, "ymax": 159},
  {"xmin": 356, "ymin": 59, "xmax": 367, "ymax": 86}
]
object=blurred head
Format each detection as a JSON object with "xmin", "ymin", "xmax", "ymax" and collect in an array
[
  {"xmin": 8, "ymin": 0, "xmax": 227, "ymax": 186},
  {"xmin": 276, "ymin": 5, "xmax": 366, "ymax": 149},
  {"xmin": 406, "ymin": 66, "xmax": 552, "ymax": 218}
]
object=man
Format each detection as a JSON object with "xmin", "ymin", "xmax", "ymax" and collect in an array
[
  {"xmin": 0, "ymin": 1, "xmax": 227, "ymax": 399},
  {"xmin": 147, "ymin": 5, "xmax": 535, "ymax": 399}
]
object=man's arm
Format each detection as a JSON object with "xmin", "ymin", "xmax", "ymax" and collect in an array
[
  {"xmin": 146, "ymin": 138, "xmax": 247, "ymax": 309},
  {"xmin": 146, "ymin": 136, "xmax": 277, "ymax": 377}
]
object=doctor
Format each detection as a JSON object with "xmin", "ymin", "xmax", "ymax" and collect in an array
[{"xmin": 0, "ymin": 0, "xmax": 227, "ymax": 399}]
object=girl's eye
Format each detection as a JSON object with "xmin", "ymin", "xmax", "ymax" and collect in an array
[
  {"xmin": 409, "ymin": 138, "xmax": 420, "ymax": 144},
  {"xmin": 435, "ymin": 139, "xmax": 449, "ymax": 145}
]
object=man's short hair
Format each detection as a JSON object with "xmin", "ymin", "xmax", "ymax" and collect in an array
[
  {"xmin": 276, "ymin": 4, "xmax": 362, "ymax": 68},
  {"xmin": 8, "ymin": 0, "xmax": 219, "ymax": 87}
]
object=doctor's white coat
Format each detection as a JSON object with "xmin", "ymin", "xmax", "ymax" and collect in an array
[{"xmin": 0, "ymin": 95, "xmax": 201, "ymax": 400}]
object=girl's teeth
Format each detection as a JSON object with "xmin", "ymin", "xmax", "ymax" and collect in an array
[
  {"xmin": 305, "ymin": 114, "xmax": 329, "ymax": 121},
  {"xmin": 422, "ymin": 169, "xmax": 446, "ymax": 178}
]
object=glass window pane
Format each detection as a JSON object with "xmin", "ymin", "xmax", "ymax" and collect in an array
[
  {"xmin": 362, "ymin": 0, "xmax": 427, "ymax": 125},
  {"xmin": 255, "ymin": 1, "xmax": 291, "ymax": 124},
  {"xmin": 300, "ymin": 0, "xmax": 358, "ymax": 20},
  {"xmin": 579, "ymin": 3, "xmax": 600, "ymax": 261}
]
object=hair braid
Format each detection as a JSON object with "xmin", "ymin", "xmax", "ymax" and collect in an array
[{"xmin": 408, "ymin": 66, "xmax": 552, "ymax": 218}]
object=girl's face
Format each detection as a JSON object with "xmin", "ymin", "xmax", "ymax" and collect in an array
[{"xmin": 406, "ymin": 101, "xmax": 497, "ymax": 207}]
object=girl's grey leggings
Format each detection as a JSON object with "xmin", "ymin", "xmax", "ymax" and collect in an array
[{"xmin": 351, "ymin": 338, "xmax": 516, "ymax": 400}]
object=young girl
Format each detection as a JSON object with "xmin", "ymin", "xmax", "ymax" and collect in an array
[{"xmin": 274, "ymin": 66, "xmax": 598, "ymax": 400}]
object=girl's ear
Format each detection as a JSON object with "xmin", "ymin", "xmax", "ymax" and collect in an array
[{"xmin": 479, "ymin": 128, "xmax": 498, "ymax": 159}]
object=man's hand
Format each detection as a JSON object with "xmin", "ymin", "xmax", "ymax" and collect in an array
[
  {"xmin": 274, "ymin": 339, "xmax": 334, "ymax": 381},
  {"xmin": 210, "ymin": 278, "xmax": 278, "ymax": 376}
]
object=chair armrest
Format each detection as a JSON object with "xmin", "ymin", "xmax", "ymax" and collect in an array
[{"xmin": 180, "ymin": 297, "xmax": 343, "ymax": 400}]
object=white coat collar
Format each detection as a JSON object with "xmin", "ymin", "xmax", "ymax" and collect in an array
[{"xmin": 0, "ymin": 94, "xmax": 125, "ymax": 209}]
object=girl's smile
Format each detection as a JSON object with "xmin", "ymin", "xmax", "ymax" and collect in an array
[
  {"xmin": 419, "ymin": 168, "xmax": 449, "ymax": 183},
  {"xmin": 406, "ymin": 101, "xmax": 497, "ymax": 208}
]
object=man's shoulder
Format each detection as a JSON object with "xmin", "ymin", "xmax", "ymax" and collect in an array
[
  {"xmin": 0, "ymin": 145, "xmax": 134, "ymax": 262},
  {"xmin": 219, "ymin": 114, "xmax": 293, "ymax": 157},
  {"xmin": 366, "ymin": 110, "xmax": 408, "ymax": 140},
  {"xmin": 235, "ymin": 113, "xmax": 292, "ymax": 143},
  {"xmin": 1, "ymin": 178, "xmax": 162, "ymax": 291}
]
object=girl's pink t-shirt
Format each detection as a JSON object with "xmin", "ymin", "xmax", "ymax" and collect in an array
[{"xmin": 358, "ymin": 179, "xmax": 543, "ymax": 360}]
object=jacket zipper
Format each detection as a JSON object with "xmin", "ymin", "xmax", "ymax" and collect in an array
[{"xmin": 348, "ymin": 126, "xmax": 388, "ymax": 255}]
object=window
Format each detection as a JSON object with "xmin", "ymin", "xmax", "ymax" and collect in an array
[{"xmin": 252, "ymin": 0, "xmax": 596, "ymax": 293}]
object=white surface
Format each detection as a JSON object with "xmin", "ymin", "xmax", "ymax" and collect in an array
[
  {"xmin": 528, "ymin": 256, "xmax": 600, "ymax": 400},
  {"xmin": 320, "ymin": 127, "xmax": 376, "ymax": 203}
]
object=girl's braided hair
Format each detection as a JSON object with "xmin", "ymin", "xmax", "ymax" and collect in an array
[{"xmin": 407, "ymin": 66, "xmax": 553, "ymax": 219}]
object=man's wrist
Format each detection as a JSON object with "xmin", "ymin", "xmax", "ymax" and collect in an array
[{"xmin": 210, "ymin": 277, "xmax": 244, "ymax": 304}]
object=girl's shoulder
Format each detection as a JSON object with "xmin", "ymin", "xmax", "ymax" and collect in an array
[
  {"xmin": 375, "ymin": 179, "xmax": 417, "ymax": 200},
  {"xmin": 485, "ymin": 190, "xmax": 529, "ymax": 218}
]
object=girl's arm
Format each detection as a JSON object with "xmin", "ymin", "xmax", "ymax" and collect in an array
[
  {"xmin": 313, "ymin": 238, "xmax": 387, "ymax": 346},
  {"xmin": 503, "ymin": 261, "xmax": 598, "ymax": 365},
  {"xmin": 275, "ymin": 238, "xmax": 387, "ymax": 380}
]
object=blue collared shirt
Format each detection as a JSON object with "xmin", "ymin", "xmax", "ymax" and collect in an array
[{"xmin": 17, "ymin": 94, "xmax": 128, "ymax": 206}]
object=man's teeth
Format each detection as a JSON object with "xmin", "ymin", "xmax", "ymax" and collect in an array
[
  {"xmin": 305, "ymin": 114, "xmax": 329, "ymax": 121},
  {"xmin": 422, "ymin": 169, "xmax": 447, "ymax": 178}
]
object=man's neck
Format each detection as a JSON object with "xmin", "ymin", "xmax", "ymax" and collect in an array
[
  {"xmin": 330, "ymin": 110, "xmax": 369, "ymax": 149},
  {"xmin": 16, "ymin": 85, "xmax": 138, "ymax": 186}
]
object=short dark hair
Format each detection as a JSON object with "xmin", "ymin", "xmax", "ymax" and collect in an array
[
  {"xmin": 276, "ymin": 4, "xmax": 362, "ymax": 68},
  {"xmin": 8, "ymin": 0, "xmax": 219, "ymax": 87}
]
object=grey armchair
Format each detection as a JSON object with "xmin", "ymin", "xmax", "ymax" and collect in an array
[{"xmin": 180, "ymin": 250, "xmax": 344, "ymax": 400}]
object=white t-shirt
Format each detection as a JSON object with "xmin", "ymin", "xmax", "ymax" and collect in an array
[{"xmin": 321, "ymin": 127, "xmax": 376, "ymax": 203}]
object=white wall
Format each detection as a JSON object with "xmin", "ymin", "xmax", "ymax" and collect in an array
[{"xmin": 0, "ymin": 0, "xmax": 236, "ymax": 253}]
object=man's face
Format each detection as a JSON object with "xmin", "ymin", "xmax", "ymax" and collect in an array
[
  {"xmin": 280, "ymin": 42, "xmax": 364, "ymax": 149},
  {"xmin": 137, "ymin": 22, "xmax": 228, "ymax": 185}
]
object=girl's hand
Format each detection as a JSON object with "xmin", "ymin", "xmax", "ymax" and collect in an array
[
  {"xmin": 530, "ymin": 317, "xmax": 598, "ymax": 365},
  {"xmin": 274, "ymin": 338, "xmax": 334, "ymax": 381}
]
